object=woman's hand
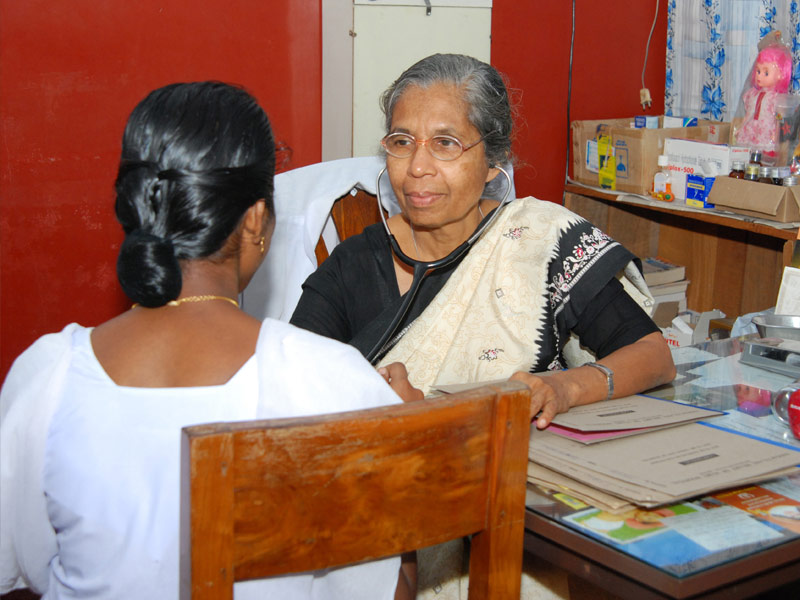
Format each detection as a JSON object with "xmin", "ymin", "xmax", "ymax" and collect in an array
[
  {"xmin": 378, "ymin": 362, "xmax": 424, "ymax": 403},
  {"xmin": 511, "ymin": 331, "xmax": 676, "ymax": 430},
  {"xmin": 509, "ymin": 371, "xmax": 571, "ymax": 429}
]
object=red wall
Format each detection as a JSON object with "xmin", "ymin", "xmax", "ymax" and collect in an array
[
  {"xmin": 0, "ymin": 0, "xmax": 665, "ymax": 379},
  {"xmin": 0, "ymin": 0, "xmax": 321, "ymax": 377},
  {"xmin": 493, "ymin": 1, "xmax": 667, "ymax": 202}
]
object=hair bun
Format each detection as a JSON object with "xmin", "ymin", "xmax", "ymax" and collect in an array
[{"xmin": 117, "ymin": 229, "xmax": 182, "ymax": 307}]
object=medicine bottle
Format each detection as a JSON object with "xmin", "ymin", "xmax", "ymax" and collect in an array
[
  {"xmin": 651, "ymin": 155, "xmax": 673, "ymax": 201},
  {"xmin": 744, "ymin": 163, "xmax": 760, "ymax": 181},
  {"xmin": 729, "ymin": 161, "xmax": 745, "ymax": 178},
  {"xmin": 750, "ymin": 150, "xmax": 763, "ymax": 165},
  {"xmin": 783, "ymin": 175, "xmax": 799, "ymax": 187},
  {"xmin": 770, "ymin": 167, "xmax": 783, "ymax": 185},
  {"xmin": 758, "ymin": 166, "xmax": 773, "ymax": 184}
]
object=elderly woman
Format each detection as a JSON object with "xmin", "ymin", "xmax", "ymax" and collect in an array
[
  {"xmin": 291, "ymin": 54, "xmax": 675, "ymax": 429},
  {"xmin": 0, "ymin": 82, "xmax": 420, "ymax": 600}
]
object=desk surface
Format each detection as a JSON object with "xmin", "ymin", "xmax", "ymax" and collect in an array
[{"xmin": 525, "ymin": 336, "xmax": 800, "ymax": 599}]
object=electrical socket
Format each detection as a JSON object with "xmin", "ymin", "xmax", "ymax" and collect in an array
[{"xmin": 640, "ymin": 88, "xmax": 652, "ymax": 110}]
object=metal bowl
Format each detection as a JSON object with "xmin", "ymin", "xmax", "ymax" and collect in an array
[{"xmin": 753, "ymin": 314, "xmax": 800, "ymax": 341}]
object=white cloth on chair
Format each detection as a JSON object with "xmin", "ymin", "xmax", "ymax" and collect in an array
[{"xmin": 241, "ymin": 156, "xmax": 399, "ymax": 322}]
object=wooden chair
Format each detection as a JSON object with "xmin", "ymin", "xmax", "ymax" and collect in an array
[
  {"xmin": 179, "ymin": 381, "xmax": 531, "ymax": 600},
  {"xmin": 313, "ymin": 188, "xmax": 384, "ymax": 265}
]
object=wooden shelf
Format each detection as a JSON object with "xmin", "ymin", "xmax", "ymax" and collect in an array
[{"xmin": 564, "ymin": 183, "xmax": 799, "ymax": 318}]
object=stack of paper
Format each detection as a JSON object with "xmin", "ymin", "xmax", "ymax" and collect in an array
[
  {"xmin": 529, "ymin": 395, "xmax": 800, "ymax": 510},
  {"xmin": 546, "ymin": 394, "xmax": 718, "ymax": 443}
]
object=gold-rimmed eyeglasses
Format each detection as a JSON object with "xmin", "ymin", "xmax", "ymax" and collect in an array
[{"xmin": 381, "ymin": 131, "xmax": 493, "ymax": 161}]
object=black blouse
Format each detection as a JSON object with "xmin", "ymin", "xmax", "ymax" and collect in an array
[{"xmin": 290, "ymin": 220, "xmax": 658, "ymax": 370}]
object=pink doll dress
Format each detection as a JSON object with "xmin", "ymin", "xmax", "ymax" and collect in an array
[{"xmin": 736, "ymin": 86, "xmax": 780, "ymax": 155}]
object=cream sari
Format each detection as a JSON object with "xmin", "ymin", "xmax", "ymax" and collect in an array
[
  {"xmin": 379, "ymin": 197, "xmax": 653, "ymax": 394},
  {"xmin": 379, "ymin": 197, "xmax": 652, "ymax": 600}
]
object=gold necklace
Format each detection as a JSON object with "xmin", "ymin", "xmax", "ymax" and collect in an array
[{"xmin": 132, "ymin": 295, "xmax": 240, "ymax": 309}]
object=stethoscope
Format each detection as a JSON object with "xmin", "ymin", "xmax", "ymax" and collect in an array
[{"xmin": 365, "ymin": 164, "xmax": 514, "ymax": 364}]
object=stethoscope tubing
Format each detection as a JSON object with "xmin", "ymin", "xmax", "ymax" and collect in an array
[{"xmin": 365, "ymin": 165, "xmax": 513, "ymax": 364}]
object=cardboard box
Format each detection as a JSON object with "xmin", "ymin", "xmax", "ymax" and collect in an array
[
  {"xmin": 571, "ymin": 117, "xmax": 730, "ymax": 196},
  {"xmin": 662, "ymin": 314, "xmax": 694, "ymax": 347},
  {"xmin": 662, "ymin": 310, "xmax": 726, "ymax": 348},
  {"xmin": 663, "ymin": 138, "xmax": 751, "ymax": 201},
  {"xmin": 708, "ymin": 176, "xmax": 800, "ymax": 223}
]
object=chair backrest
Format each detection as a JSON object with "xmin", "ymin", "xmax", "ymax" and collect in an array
[
  {"xmin": 313, "ymin": 188, "xmax": 383, "ymax": 265},
  {"xmin": 179, "ymin": 381, "xmax": 531, "ymax": 600}
]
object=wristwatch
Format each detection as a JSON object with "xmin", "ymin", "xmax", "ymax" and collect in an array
[{"xmin": 584, "ymin": 362, "xmax": 614, "ymax": 402}]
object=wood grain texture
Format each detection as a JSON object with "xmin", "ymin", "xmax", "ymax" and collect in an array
[
  {"xmin": 180, "ymin": 381, "xmax": 531, "ymax": 600},
  {"xmin": 314, "ymin": 189, "xmax": 384, "ymax": 265},
  {"xmin": 566, "ymin": 186, "xmax": 794, "ymax": 317}
]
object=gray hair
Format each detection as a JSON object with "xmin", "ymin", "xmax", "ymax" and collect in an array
[{"xmin": 380, "ymin": 54, "xmax": 513, "ymax": 169}]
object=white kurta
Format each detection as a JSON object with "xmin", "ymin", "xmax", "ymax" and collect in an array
[{"xmin": 0, "ymin": 319, "xmax": 401, "ymax": 599}]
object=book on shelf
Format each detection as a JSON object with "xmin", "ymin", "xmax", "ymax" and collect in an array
[
  {"xmin": 650, "ymin": 279, "xmax": 689, "ymax": 328},
  {"xmin": 650, "ymin": 290, "xmax": 687, "ymax": 306},
  {"xmin": 642, "ymin": 257, "xmax": 686, "ymax": 287},
  {"xmin": 648, "ymin": 279, "xmax": 689, "ymax": 297}
]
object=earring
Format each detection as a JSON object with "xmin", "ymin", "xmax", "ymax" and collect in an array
[{"xmin": 258, "ymin": 236, "xmax": 265, "ymax": 255}]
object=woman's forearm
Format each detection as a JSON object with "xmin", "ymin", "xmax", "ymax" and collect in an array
[{"xmin": 511, "ymin": 331, "xmax": 676, "ymax": 428}]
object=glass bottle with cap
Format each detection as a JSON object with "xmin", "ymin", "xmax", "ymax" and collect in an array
[
  {"xmin": 744, "ymin": 163, "xmax": 760, "ymax": 181},
  {"xmin": 758, "ymin": 165, "xmax": 773, "ymax": 184},
  {"xmin": 729, "ymin": 161, "xmax": 745, "ymax": 178}
]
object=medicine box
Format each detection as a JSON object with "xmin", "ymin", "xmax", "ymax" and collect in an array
[
  {"xmin": 685, "ymin": 173, "xmax": 716, "ymax": 208},
  {"xmin": 571, "ymin": 117, "xmax": 730, "ymax": 196},
  {"xmin": 663, "ymin": 138, "xmax": 750, "ymax": 201},
  {"xmin": 634, "ymin": 115, "xmax": 659, "ymax": 129},
  {"xmin": 662, "ymin": 116, "xmax": 698, "ymax": 128}
]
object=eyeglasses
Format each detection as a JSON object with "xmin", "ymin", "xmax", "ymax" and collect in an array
[{"xmin": 381, "ymin": 131, "xmax": 492, "ymax": 161}]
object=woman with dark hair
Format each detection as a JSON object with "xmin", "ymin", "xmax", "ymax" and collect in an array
[{"xmin": 0, "ymin": 81, "xmax": 418, "ymax": 599}]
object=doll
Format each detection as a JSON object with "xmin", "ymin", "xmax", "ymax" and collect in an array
[{"xmin": 735, "ymin": 43, "xmax": 793, "ymax": 162}]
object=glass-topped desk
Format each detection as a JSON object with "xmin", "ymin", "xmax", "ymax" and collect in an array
[{"xmin": 525, "ymin": 336, "xmax": 800, "ymax": 599}]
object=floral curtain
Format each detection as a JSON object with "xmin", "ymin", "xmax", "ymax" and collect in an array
[{"xmin": 666, "ymin": 0, "xmax": 800, "ymax": 121}]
